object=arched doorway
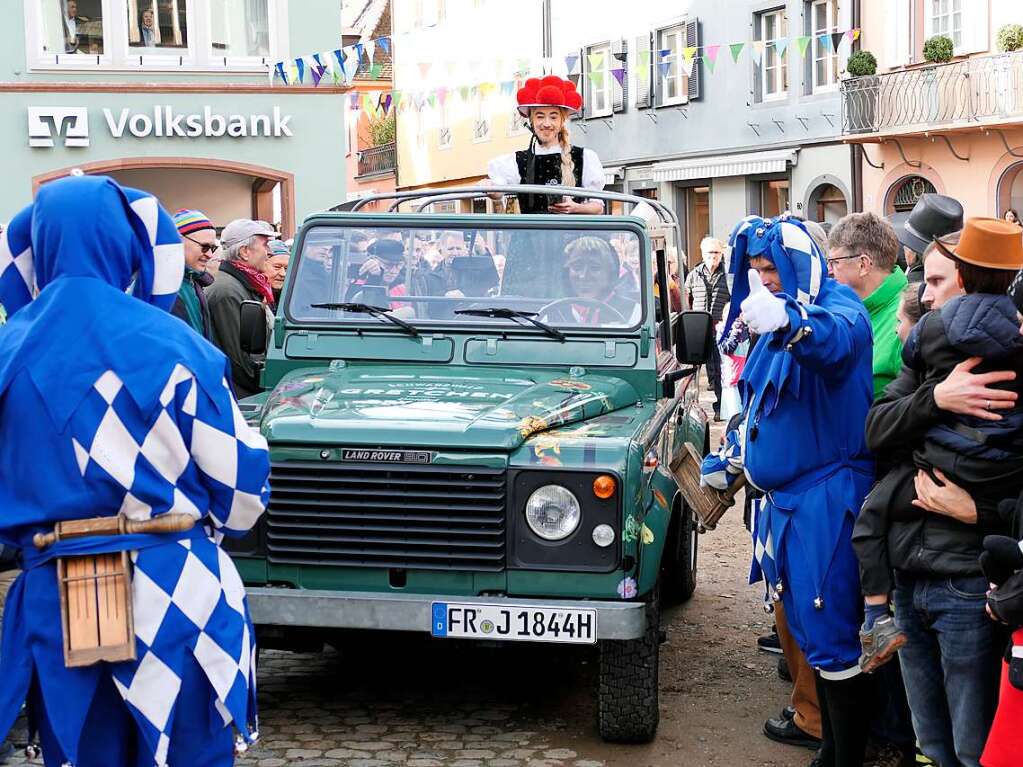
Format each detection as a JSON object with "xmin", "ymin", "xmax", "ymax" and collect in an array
[
  {"xmin": 997, "ymin": 161, "xmax": 1023, "ymax": 217},
  {"xmin": 807, "ymin": 183, "xmax": 848, "ymax": 226},
  {"xmin": 887, "ymin": 175, "xmax": 937, "ymax": 214},
  {"xmin": 33, "ymin": 158, "xmax": 296, "ymax": 237}
]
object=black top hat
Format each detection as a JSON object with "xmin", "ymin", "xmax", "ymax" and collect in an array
[
  {"xmin": 367, "ymin": 238, "xmax": 405, "ymax": 263},
  {"xmin": 894, "ymin": 193, "xmax": 964, "ymax": 256}
]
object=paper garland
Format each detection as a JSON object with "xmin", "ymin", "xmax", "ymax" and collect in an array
[{"xmin": 272, "ymin": 27, "xmax": 862, "ymax": 88}]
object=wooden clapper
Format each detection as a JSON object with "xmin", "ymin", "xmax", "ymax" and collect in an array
[
  {"xmin": 33, "ymin": 514, "xmax": 196, "ymax": 668},
  {"xmin": 670, "ymin": 443, "xmax": 747, "ymax": 531}
]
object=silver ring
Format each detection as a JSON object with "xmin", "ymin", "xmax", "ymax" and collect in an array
[{"xmin": 987, "ymin": 400, "xmax": 993, "ymax": 411}]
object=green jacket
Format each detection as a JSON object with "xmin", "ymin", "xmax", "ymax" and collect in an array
[{"xmin": 863, "ymin": 267, "xmax": 908, "ymax": 400}]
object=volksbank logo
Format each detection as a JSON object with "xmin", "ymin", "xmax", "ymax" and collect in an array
[
  {"xmin": 28, "ymin": 107, "xmax": 89, "ymax": 148},
  {"xmin": 27, "ymin": 105, "xmax": 293, "ymax": 148}
]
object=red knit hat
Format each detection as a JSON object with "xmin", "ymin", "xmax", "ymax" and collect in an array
[{"xmin": 516, "ymin": 75, "xmax": 583, "ymax": 117}]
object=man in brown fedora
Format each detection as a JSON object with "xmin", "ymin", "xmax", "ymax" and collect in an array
[{"xmin": 854, "ymin": 217, "xmax": 1023, "ymax": 766}]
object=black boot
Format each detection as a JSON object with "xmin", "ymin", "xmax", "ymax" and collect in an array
[{"xmin": 813, "ymin": 671, "xmax": 872, "ymax": 767}]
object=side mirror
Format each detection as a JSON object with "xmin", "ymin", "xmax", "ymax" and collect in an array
[
  {"xmin": 239, "ymin": 300, "xmax": 268, "ymax": 354},
  {"xmin": 674, "ymin": 310, "xmax": 714, "ymax": 365}
]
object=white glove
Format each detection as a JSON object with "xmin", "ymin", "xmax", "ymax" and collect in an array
[{"xmin": 740, "ymin": 269, "xmax": 789, "ymax": 335}]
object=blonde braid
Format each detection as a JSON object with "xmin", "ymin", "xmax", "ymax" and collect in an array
[{"xmin": 558, "ymin": 109, "xmax": 575, "ymax": 188}]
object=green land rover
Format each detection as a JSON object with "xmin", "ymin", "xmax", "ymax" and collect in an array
[{"xmin": 232, "ymin": 186, "xmax": 714, "ymax": 743}]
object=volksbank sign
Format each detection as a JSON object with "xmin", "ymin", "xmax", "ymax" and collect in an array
[{"xmin": 28, "ymin": 106, "xmax": 293, "ymax": 148}]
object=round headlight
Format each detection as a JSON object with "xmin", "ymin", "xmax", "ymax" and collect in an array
[{"xmin": 525, "ymin": 485, "xmax": 581, "ymax": 541}]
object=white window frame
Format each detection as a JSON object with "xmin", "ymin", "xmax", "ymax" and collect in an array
[
  {"xmin": 811, "ymin": 0, "xmax": 839, "ymax": 92},
  {"xmin": 24, "ymin": 0, "xmax": 286, "ymax": 73},
  {"xmin": 757, "ymin": 8, "xmax": 788, "ymax": 102},
  {"xmin": 438, "ymin": 101, "xmax": 452, "ymax": 149},
  {"xmin": 585, "ymin": 41, "xmax": 613, "ymax": 118},
  {"xmin": 472, "ymin": 94, "xmax": 490, "ymax": 143},
  {"xmin": 927, "ymin": 0, "xmax": 962, "ymax": 50},
  {"xmin": 657, "ymin": 25, "xmax": 686, "ymax": 107}
]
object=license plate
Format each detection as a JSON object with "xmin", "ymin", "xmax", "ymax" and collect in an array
[{"xmin": 431, "ymin": 602, "xmax": 597, "ymax": 644}]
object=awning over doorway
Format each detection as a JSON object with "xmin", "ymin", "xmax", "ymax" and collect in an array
[
  {"xmin": 604, "ymin": 165, "xmax": 623, "ymax": 185},
  {"xmin": 651, "ymin": 148, "xmax": 799, "ymax": 182}
]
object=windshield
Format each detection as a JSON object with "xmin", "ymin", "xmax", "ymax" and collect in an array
[{"xmin": 287, "ymin": 225, "xmax": 645, "ymax": 330}]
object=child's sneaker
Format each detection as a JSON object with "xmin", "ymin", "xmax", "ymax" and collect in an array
[{"xmin": 859, "ymin": 615, "xmax": 907, "ymax": 673}]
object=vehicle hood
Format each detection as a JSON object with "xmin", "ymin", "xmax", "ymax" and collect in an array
[{"xmin": 260, "ymin": 365, "xmax": 641, "ymax": 450}]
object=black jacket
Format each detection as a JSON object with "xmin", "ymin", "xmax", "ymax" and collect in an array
[
  {"xmin": 206, "ymin": 262, "xmax": 267, "ymax": 399},
  {"xmin": 853, "ymin": 296, "xmax": 1021, "ymax": 594}
]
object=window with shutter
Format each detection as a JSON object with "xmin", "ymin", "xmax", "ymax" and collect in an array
[
  {"xmin": 657, "ymin": 26, "xmax": 687, "ymax": 106},
  {"xmin": 754, "ymin": 9, "xmax": 786, "ymax": 101},
  {"xmin": 612, "ymin": 38, "xmax": 628, "ymax": 113},
  {"xmin": 583, "ymin": 41, "xmax": 613, "ymax": 118},
  {"xmin": 885, "ymin": 0, "xmax": 912, "ymax": 67},
  {"xmin": 635, "ymin": 32, "xmax": 653, "ymax": 108},
  {"xmin": 686, "ymin": 18, "xmax": 702, "ymax": 101}
]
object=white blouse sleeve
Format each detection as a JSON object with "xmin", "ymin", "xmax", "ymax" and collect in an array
[
  {"xmin": 487, "ymin": 153, "xmax": 522, "ymax": 186},
  {"xmin": 581, "ymin": 148, "xmax": 606, "ymax": 191}
]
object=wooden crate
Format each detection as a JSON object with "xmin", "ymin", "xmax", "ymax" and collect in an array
[
  {"xmin": 58, "ymin": 552, "xmax": 136, "ymax": 668},
  {"xmin": 670, "ymin": 443, "xmax": 746, "ymax": 531}
]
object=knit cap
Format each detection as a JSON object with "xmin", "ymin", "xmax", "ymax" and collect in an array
[{"xmin": 173, "ymin": 209, "xmax": 214, "ymax": 235}]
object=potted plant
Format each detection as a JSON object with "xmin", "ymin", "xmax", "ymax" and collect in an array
[
  {"xmin": 842, "ymin": 51, "xmax": 879, "ymax": 133},
  {"xmin": 997, "ymin": 24, "xmax": 1023, "ymax": 53},
  {"xmin": 923, "ymin": 34, "xmax": 954, "ymax": 63}
]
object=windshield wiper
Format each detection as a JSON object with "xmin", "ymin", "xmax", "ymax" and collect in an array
[
  {"xmin": 309, "ymin": 302, "xmax": 420, "ymax": 337},
  {"xmin": 454, "ymin": 307, "xmax": 565, "ymax": 342}
]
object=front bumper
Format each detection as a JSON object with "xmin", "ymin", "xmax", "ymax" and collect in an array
[{"xmin": 246, "ymin": 587, "xmax": 647, "ymax": 640}]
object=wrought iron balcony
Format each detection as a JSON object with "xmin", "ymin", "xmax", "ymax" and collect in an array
[
  {"xmin": 842, "ymin": 51, "xmax": 1023, "ymax": 135},
  {"xmin": 357, "ymin": 141, "xmax": 396, "ymax": 177}
]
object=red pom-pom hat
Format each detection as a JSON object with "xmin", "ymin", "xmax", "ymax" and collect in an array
[{"xmin": 516, "ymin": 75, "xmax": 583, "ymax": 117}]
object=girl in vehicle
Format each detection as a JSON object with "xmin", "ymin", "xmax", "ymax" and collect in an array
[{"xmin": 488, "ymin": 75, "xmax": 608, "ymax": 297}]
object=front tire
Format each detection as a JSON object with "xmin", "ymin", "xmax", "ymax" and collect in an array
[
  {"xmin": 597, "ymin": 593, "xmax": 660, "ymax": 743},
  {"xmin": 661, "ymin": 497, "xmax": 698, "ymax": 604}
]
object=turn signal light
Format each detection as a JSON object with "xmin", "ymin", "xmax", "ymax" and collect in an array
[{"xmin": 593, "ymin": 474, "xmax": 617, "ymax": 499}]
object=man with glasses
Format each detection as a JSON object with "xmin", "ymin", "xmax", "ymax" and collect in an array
[
  {"xmin": 171, "ymin": 209, "xmax": 218, "ymax": 340},
  {"xmin": 685, "ymin": 237, "xmax": 731, "ymax": 420},
  {"xmin": 827, "ymin": 213, "xmax": 907, "ymax": 400}
]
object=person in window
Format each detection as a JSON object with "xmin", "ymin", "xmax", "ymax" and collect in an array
[
  {"xmin": 488, "ymin": 76, "xmax": 606, "ymax": 298},
  {"xmin": 63, "ymin": 0, "xmax": 89, "ymax": 53},
  {"xmin": 543, "ymin": 236, "xmax": 638, "ymax": 325},
  {"xmin": 346, "ymin": 238, "xmax": 411, "ymax": 312},
  {"xmin": 138, "ymin": 7, "xmax": 157, "ymax": 47}
]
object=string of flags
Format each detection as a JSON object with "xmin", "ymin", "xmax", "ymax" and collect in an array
[{"xmin": 273, "ymin": 26, "xmax": 862, "ymax": 119}]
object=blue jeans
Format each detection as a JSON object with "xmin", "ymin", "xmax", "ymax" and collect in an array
[{"xmin": 893, "ymin": 573, "xmax": 1004, "ymax": 767}]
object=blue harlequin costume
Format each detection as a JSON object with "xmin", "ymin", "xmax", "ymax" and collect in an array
[
  {"xmin": 723, "ymin": 216, "xmax": 874, "ymax": 678},
  {"xmin": 0, "ymin": 176, "xmax": 270, "ymax": 766}
]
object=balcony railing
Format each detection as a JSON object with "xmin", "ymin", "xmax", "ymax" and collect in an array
[
  {"xmin": 357, "ymin": 142, "xmax": 396, "ymax": 177},
  {"xmin": 842, "ymin": 51, "xmax": 1023, "ymax": 135}
]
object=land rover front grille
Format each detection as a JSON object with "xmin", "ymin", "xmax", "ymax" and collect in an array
[{"xmin": 266, "ymin": 460, "xmax": 506, "ymax": 571}]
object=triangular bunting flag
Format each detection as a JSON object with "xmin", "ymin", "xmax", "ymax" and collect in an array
[
  {"xmin": 268, "ymin": 63, "xmax": 278, "ymax": 85},
  {"xmin": 750, "ymin": 40, "xmax": 765, "ymax": 62},
  {"xmin": 362, "ymin": 93, "xmax": 375, "ymax": 112},
  {"xmin": 354, "ymin": 42, "xmax": 365, "ymax": 65},
  {"xmin": 659, "ymin": 48, "xmax": 671, "ymax": 59},
  {"xmin": 378, "ymin": 37, "xmax": 390, "ymax": 56},
  {"xmin": 275, "ymin": 61, "xmax": 288, "ymax": 85},
  {"xmin": 588, "ymin": 70, "xmax": 605, "ymax": 88},
  {"xmin": 428, "ymin": 93, "xmax": 437, "ymax": 109},
  {"xmin": 392, "ymin": 92, "xmax": 403, "ymax": 110},
  {"xmin": 705, "ymin": 44, "xmax": 721, "ymax": 64},
  {"xmin": 418, "ymin": 62, "xmax": 432, "ymax": 79},
  {"xmin": 818, "ymin": 33, "xmax": 833, "ymax": 51},
  {"xmin": 658, "ymin": 61, "xmax": 671, "ymax": 77},
  {"xmin": 459, "ymin": 85, "xmax": 470, "ymax": 102},
  {"xmin": 364, "ymin": 39, "xmax": 376, "ymax": 66},
  {"xmin": 370, "ymin": 63, "xmax": 383, "ymax": 79},
  {"xmin": 333, "ymin": 49, "xmax": 345, "ymax": 79},
  {"xmin": 565, "ymin": 53, "xmax": 580, "ymax": 74},
  {"xmin": 773, "ymin": 38, "xmax": 789, "ymax": 58},
  {"xmin": 831, "ymin": 31, "xmax": 845, "ymax": 51},
  {"xmin": 500, "ymin": 80, "xmax": 515, "ymax": 96},
  {"xmin": 587, "ymin": 52, "xmax": 605, "ymax": 71},
  {"xmin": 729, "ymin": 42, "xmax": 745, "ymax": 63},
  {"xmin": 310, "ymin": 63, "xmax": 323, "ymax": 86},
  {"xmin": 611, "ymin": 68, "xmax": 625, "ymax": 86},
  {"xmin": 702, "ymin": 54, "xmax": 716, "ymax": 74},
  {"xmin": 682, "ymin": 46, "xmax": 697, "ymax": 61},
  {"xmin": 680, "ymin": 56, "xmax": 695, "ymax": 78},
  {"xmin": 852, "ymin": 28, "xmax": 861, "ymax": 42},
  {"xmin": 295, "ymin": 56, "xmax": 306, "ymax": 83},
  {"xmin": 437, "ymin": 87, "xmax": 448, "ymax": 106},
  {"xmin": 796, "ymin": 36, "xmax": 812, "ymax": 58},
  {"xmin": 445, "ymin": 61, "xmax": 457, "ymax": 78}
]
